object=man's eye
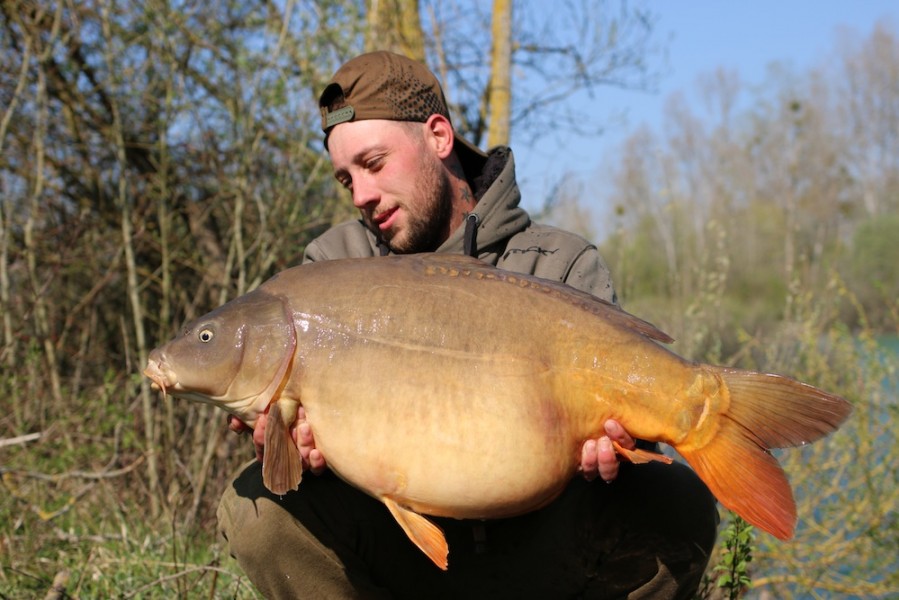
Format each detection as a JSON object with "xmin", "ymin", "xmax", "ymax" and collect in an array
[{"xmin": 366, "ymin": 156, "xmax": 384, "ymax": 171}]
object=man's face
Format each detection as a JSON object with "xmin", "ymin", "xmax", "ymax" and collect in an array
[{"xmin": 328, "ymin": 119, "xmax": 454, "ymax": 254}]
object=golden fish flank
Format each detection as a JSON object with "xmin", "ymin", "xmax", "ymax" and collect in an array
[{"xmin": 144, "ymin": 253, "xmax": 852, "ymax": 570}]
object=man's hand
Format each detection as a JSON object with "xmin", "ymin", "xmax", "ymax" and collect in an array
[
  {"xmin": 295, "ymin": 406, "xmax": 327, "ymax": 474},
  {"xmin": 579, "ymin": 419, "xmax": 635, "ymax": 483},
  {"xmin": 227, "ymin": 407, "xmax": 327, "ymax": 474}
]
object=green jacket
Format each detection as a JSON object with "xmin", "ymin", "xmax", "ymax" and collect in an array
[{"xmin": 303, "ymin": 146, "xmax": 617, "ymax": 304}]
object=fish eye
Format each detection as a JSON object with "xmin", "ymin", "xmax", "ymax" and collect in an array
[{"xmin": 198, "ymin": 328, "xmax": 214, "ymax": 343}]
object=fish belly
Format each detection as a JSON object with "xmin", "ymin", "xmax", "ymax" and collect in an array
[{"xmin": 297, "ymin": 345, "xmax": 593, "ymax": 519}]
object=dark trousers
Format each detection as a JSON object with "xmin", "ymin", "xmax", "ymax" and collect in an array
[{"xmin": 217, "ymin": 460, "xmax": 719, "ymax": 599}]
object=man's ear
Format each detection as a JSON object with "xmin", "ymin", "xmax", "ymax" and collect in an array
[{"xmin": 424, "ymin": 114, "xmax": 455, "ymax": 159}]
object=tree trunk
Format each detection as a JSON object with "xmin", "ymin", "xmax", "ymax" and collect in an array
[
  {"xmin": 366, "ymin": 0, "xmax": 425, "ymax": 62},
  {"xmin": 487, "ymin": 0, "xmax": 512, "ymax": 148}
]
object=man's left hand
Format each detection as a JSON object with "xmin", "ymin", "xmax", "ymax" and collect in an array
[{"xmin": 579, "ymin": 419, "xmax": 635, "ymax": 483}]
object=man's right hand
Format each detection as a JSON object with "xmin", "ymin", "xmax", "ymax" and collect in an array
[{"xmin": 227, "ymin": 407, "xmax": 327, "ymax": 474}]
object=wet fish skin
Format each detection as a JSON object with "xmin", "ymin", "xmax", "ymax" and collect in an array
[{"xmin": 144, "ymin": 254, "xmax": 852, "ymax": 570}]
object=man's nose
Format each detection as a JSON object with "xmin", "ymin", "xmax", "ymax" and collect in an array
[{"xmin": 352, "ymin": 174, "xmax": 378, "ymax": 208}]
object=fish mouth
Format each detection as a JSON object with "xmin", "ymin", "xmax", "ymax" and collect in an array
[{"xmin": 143, "ymin": 357, "xmax": 174, "ymax": 395}]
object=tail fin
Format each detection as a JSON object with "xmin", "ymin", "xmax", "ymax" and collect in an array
[{"xmin": 676, "ymin": 369, "xmax": 852, "ymax": 540}]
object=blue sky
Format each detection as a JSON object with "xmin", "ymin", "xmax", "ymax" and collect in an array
[{"xmin": 512, "ymin": 1, "xmax": 898, "ymax": 231}]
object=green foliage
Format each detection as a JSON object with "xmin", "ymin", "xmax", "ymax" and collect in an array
[
  {"xmin": 714, "ymin": 517, "xmax": 754, "ymax": 599},
  {"xmin": 847, "ymin": 213, "xmax": 899, "ymax": 326}
]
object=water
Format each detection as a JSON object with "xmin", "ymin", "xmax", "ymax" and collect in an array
[{"xmin": 744, "ymin": 335, "xmax": 898, "ymax": 599}]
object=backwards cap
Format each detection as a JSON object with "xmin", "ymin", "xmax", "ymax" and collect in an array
[{"xmin": 319, "ymin": 51, "xmax": 485, "ymax": 164}]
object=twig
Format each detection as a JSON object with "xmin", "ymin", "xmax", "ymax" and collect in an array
[
  {"xmin": 0, "ymin": 455, "xmax": 145, "ymax": 482},
  {"xmin": 54, "ymin": 528, "xmax": 124, "ymax": 545},
  {"xmin": 43, "ymin": 570, "xmax": 69, "ymax": 600},
  {"xmin": 2, "ymin": 453, "xmax": 146, "ymax": 522},
  {"xmin": 119, "ymin": 565, "xmax": 249, "ymax": 599},
  {"xmin": 0, "ymin": 432, "xmax": 42, "ymax": 448}
]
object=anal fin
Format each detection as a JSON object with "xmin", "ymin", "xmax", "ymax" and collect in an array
[
  {"xmin": 383, "ymin": 498, "xmax": 449, "ymax": 570},
  {"xmin": 612, "ymin": 440, "xmax": 674, "ymax": 465},
  {"xmin": 263, "ymin": 398, "xmax": 303, "ymax": 495}
]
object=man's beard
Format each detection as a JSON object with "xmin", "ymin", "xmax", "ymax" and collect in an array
[{"xmin": 380, "ymin": 157, "xmax": 454, "ymax": 254}]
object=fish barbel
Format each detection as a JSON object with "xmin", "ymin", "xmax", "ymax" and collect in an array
[{"xmin": 144, "ymin": 254, "xmax": 851, "ymax": 569}]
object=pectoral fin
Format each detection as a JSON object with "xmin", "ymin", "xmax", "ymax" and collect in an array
[
  {"xmin": 383, "ymin": 498, "xmax": 449, "ymax": 570},
  {"xmin": 612, "ymin": 440, "xmax": 674, "ymax": 465},
  {"xmin": 263, "ymin": 398, "xmax": 303, "ymax": 495}
]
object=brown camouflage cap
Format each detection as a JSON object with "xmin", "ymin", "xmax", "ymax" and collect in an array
[{"xmin": 319, "ymin": 51, "xmax": 485, "ymax": 162}]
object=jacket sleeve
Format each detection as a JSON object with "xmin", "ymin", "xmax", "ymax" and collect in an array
[{"xmin": 564, "ymin": 247, "xmax": 617, "ymax": 304}]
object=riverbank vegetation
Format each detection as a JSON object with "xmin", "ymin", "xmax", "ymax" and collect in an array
[{"xmin": 1, "ymin": 2, "xmax": 896, "ymax": 597}]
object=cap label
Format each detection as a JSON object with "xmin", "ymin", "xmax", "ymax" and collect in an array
[{"xmin": 325, "ymin": 106, "xmax": 355, "ymax": 128}]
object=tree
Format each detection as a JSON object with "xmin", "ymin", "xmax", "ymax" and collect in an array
[
  {"xmin": 486, "ymin": 0, "xmax": 512, "ymax": 147},
  {"xmin": 367, "ymin": 0, "xmax": 425, "ymax": 61},
  {"xmin": 422, "ymin": 0, "xmax": 662, "ymax": 150},
  {"xmin": 0, "ymin": 0, "xmax": 362, "ymax": 523},
  {"xmin": 835, "ymin": 22, "xmax": 899, "ymax": 217}
]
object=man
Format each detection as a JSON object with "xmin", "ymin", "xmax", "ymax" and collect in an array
[{"xmin": 218, "ymin": 51, "xmax": 718, "ymax": 599}]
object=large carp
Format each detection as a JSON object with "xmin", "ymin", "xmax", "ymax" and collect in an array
[{"xmin": 144, "ymin": 254, "xmax": 851, "ymax": 569}]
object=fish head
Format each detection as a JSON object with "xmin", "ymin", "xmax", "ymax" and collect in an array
[{"xmin": 144, "ymin": 289, "xmax": 295, "ymax": 426}]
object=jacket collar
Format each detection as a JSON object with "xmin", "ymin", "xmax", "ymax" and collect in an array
[{"xmin": 437, "ymin": 146, "xmax": 530, "ymax": 259}]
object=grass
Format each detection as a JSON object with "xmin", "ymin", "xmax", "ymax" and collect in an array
[
  {"xmin": 0, "ymin": 459, "xmax": 259, "ymax": 599},
  {"xmin": 0, "ymin": 394, "xmax": 260, "ymax": 599}
]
